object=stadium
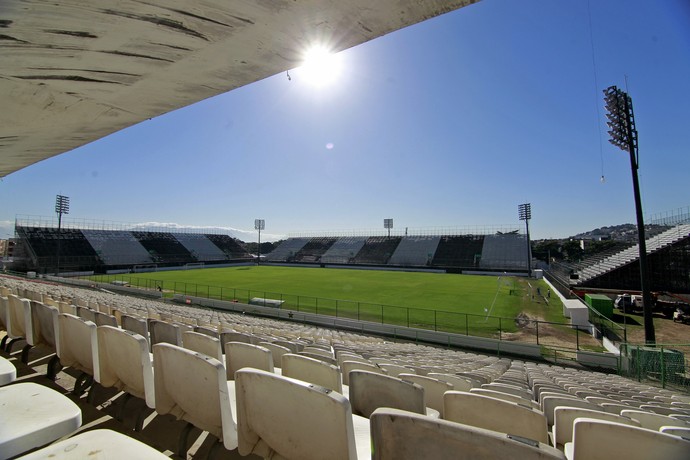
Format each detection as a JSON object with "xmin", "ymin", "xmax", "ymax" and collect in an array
[{"xmin": 1, "ymin": 1, "xmax": 690, "ymax": 459}]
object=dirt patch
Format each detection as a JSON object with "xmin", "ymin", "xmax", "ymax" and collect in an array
[{"xmin": 501, "ymin": 311, "xmax": 603, "ymax": 351}]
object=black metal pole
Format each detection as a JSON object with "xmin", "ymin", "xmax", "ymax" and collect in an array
[
  {"xmin": 56, "ymin": 212, "xmax": 62, "ymax": 276},
  {"xmin": 525, "ymin": 218, "xmax": 531, "ymax": 277},
  {"xmin": 627, "ymin": 133, "xmax": 655, "ymax": 344}
]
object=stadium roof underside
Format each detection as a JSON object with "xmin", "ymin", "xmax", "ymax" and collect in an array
[{"xmin": 0, "ymin": 0, "xmax": 477, "ymax": 178}]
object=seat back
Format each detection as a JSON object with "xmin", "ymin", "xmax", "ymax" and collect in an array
[
  {"xmin": 183, "ymin": 331, "xmax": 223, "ymax": 361},
  {"xmin": 121, "ymin": 315, "xmax": 149, "ymax": 342},
  {"xmin": 552, "ymin": 406, "xmax": 640, "ymax": 448},
  {"xmin": 341, "ymin": 360, "xmax": 387, "ymax": 385},
  {"xmin": 97, "ymin": 325, "xmax": 155, "ymax": 408},
  {"xmin": 399, "ymin": 373, "xmax": 453, "ymax": 416},
  {"xmin": 299, "ymin": 351, "xmax": 338, "ymax": 365},
  {"xmin": 194, "ymin": 325, "xmax": 219, "ymax": 338},
  {"xmin": 7, "ymin": 294, "xmax": 30, "ymax": 339},
  {"xmin": 235, "ymin": 368, "xmax": 360, "ymax": 460},
  {"xmin": 444, "ymin": 391, "xmax": 548, "ymax": 443},
  {"xmin": 149, "ymin": 319, "xmax": 182, "ymax": 347},
  {"xmin": 56, "ymin": 301, "xmax": 77, "ymax": 316},
  {"xmin": 225, "ymin": 342, "xmax": 274, "ymax": 380},
  {"xmin": 378, "ymin": 363, "xmax": 414, "ymax": 378},
  {"xmin": 470, "ymin": 388, "xmax": 538, "ymax": 410},
  {"xmin": 58, "ymin": 313, "xmax": 98, "ymax": 377},
  {"xmin": 482, "ymin": 382, "xmax": 533, "ymax": 401},
  {"xmin": 542, "ymin": 395, "xmax": 598, "ymax": 426},
  {"xmin": 428, "ymin": 373, "xmax": 474, "ymax": 391},
  {"xmin": 94, "ymin": 311, "xmax": 118, "ymax": 327},
  {"xmin": 660, "ymin": 426, "xmax": 690, "ymax": 438},
  {"xmin": 272, "ymin": 339, "xmax": 302, "ymax": 353},
  {"xmin": 349, "ymin": 370, "xmax": 425, "ymax": 418},
  {"xmin": 620, "ymin": 409, "xmax": 690, "ymax": 431},
  {"xmin": 281, "ymin": 353, "xmax": 343, "ymax": 393},
  {"xmin": 153, "ymin": 343, "xmax": 237, "ymax": 450},
  {"xmin": 0, "ymin": 295, "xmax": 8, "ymax": 331},
  {"xmin": 29, "ymin": 301, "xmax": 59, "ymax": 350},
  {"xmin": 567, "ymin": 417, "xmax": 690, "ymax": 460},
  {"xmin": 77, "ymin": 306, "xmax": 97, "ymax": 323},
  {"xmin": 259, "ymin": 342, "xmax": 291, "ymax": 368},
  {"xmin": 370, "ymin": 408, "xmax": 565, "ymax": 460},
  {"xmin": 220, "ymin": 331, "xmax": 254, "ymax": 345}
]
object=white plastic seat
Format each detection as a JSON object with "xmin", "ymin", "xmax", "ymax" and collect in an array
[
  {"xmin": 121, "ymin": 315, "xmax": 149, "ymax": 343},
  {"xmin": 225, "ymin": 341, "xmax": 274, "ymax": 380},
  {"xmin": 552, "ymin": 406, "xmax": 641, "ymax": 448},
  {"xmin": 399, "ymin": 373, "xmax": 453, "ymax": 417},
  {"xmin": 444, "ymin": 390, "xmax": 549, "ymax": 444},
  {"xmin": 482, "ymin": 382, "xmax": 534, "ymax": 401},
  {"xmin": 378, "ymin": 363, "xmax": 414, "ymax": 377},
  {"xmin": 428, "ymin": 372, "xmax": 474, "ymax": 391},
  {"xmin": 564, "ymin": 417, "xmax": 690, "ymax": 460},
  {"xmin": 57, "ymin": 313, "xmax": 98, "ymax": 397},
  {"xmin": 149, "ymin": 319, "xmax": 182, "ymax": 347},
  {"xmin": 542, "ymin": 395, "xmax": 598, "ymax": 426},
  {"xmin": 620, "ymin": 409, "xmax": 690, "ymax": 431},
  {"xmin": 0, "ymin": 356, "xmax": 16, "ymax": 386},
  {"xmin": 235, "ymin": 368, "xmax": 371, "ymax": 460},
  {"xmin": 16, "ymin": 429, "xmax": 169, "ymax": 459},
  {"xmin": 96, "ymin": 325, "xmax": 155, "ymax": 430},
  {"xmin": 76, "ymin": 306, "xmax": 96, "ymax": 323},
  {"xmin": 5, "ymin": 294, "xmax": 31, "ymax": 353},
  {"xmin": 660, "ymin": 426, "xmax": 690, "ymax": 438},
  {"xmin": 471, "ymin": 388, "xmax": 540, "ymax": 410},
  {"xmin": 0, "ymin": 382, "xmax": 82, "ymax": 459},
  {"xmin": 341, "ymin": 360, "xmax": 387, "ymax": 385},
  {"xmin": 153, "ymin": 343, "xmax": 237, "ymax": 456},
  {"xmin": 349, "ymin": 370, "xmax": 439, "ymax": 419},
  {"xmin": 282, "ymin": 353, "xmax": 343, "ymax": 394},
  {"xmin": 25, "ymin": 301, "xmax": 60, "ymax": 376},
  {"xmin": 94, "ymin": 311, "xmax": 118, "ymax": 327},
  {"xmin": 183, "ymin": 330, "xmax": 223, "ymax": 361},
  {"xmin": 259, "ymin": 342, "xmax": 291, "ymax": 368},
  {"xmin": 370, "ymin": 408, "xmax": 566, "ymax": 460}
]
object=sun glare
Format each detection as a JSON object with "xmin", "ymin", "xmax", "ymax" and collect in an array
[{"xmin": 299, "ymin": 45, "xmax": 343, "ymax": 87}]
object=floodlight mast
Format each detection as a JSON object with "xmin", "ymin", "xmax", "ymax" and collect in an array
[
  {"xmin": 55, "ymin": 195, "xmax": 70, "ymax": 275},
  {"xmin": 254, "ymin": 219, "xmax": 265, "ymax": 266},
  {"xmin": 518, "ymin": 203, "xmax": 532, "ymax": 277},
  {"xmin": 603, "ymin": 85, "xmax": 655, "ymax": 344},
  {"xmin": 384, "ymin": 219, "xmax": 393, "ymax": 238}
]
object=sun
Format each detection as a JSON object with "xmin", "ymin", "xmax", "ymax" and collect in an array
[{"xmin": 298, "ymin": 45, "xmax": 343, "ymax": 87}]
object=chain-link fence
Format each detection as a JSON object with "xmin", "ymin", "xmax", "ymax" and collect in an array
[{"xmin": 619, "ymin": 343, "xmax": 690, "ymax": 392}]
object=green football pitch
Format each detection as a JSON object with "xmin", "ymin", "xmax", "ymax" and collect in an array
[{"xmin": 95, "ymin": 265, "xmax": 562, "ymax": 335}]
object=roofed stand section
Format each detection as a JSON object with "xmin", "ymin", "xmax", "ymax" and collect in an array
[
  {"xmin": 351, "ymin": 237, "xmax": 401, "ymax": 265},
  {"xmin": 293, "ymin": 237, "xmax": 338, "ymax": 263},
  {"xmin": 266, "ymin": 238, "xmax": 311, "ymax": 262},
  {"xmin": 479, "ymin": 234, "xmax": 527, "ymax": 270},
  {"xmin": 17, "ymin": 226, "xmax": 101, "ymax": 270},
  {"xmin": 173, "ymin": 233, "xmax": 228, "ymax": 262},
  {"xmin": 320, "ymin": 237, "xmax": 368, "ymax": 264},
  {"xmin": 432, "ymin": 235, "xmax": 485, "ymax": 268},
  {"xmin": 131, "ymin": 231, "xmax": 195, "ymax": 265},
  {"xmin": 204, "ymin": 234, "xmax": 251, "ymax": 260},
  {"xmin": 82, "ymin": 230, "xmax": 153, "ymax": 266},
  {"xmin": 388, "ymin": 236, "xmax": 441, "ymax": 267}
]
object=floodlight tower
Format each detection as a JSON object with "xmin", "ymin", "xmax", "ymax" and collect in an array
[
  {"xmin": 384, "ymin": 218, "xmax": 393, "ymax": 238},
  {"xmin": 55, "ymin": 194, "xmax": 70, "ymax": 275},
  {"xmin": 603, "ymin": 85, "xmax": 655, "ymax": 344},
  {"xmin": 255, "ymin": 219, "xmax": 265, "ymax": 265},
  {"xmin": 518, "ymin": 203, "xmax": 532, "ymax": 277}
]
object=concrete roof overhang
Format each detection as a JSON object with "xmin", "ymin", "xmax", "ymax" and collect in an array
[{"xmin": 0, "ymin": 0, "xmax": 477, "ymax": 178}]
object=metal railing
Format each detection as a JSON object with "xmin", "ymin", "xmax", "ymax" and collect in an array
[{"xmin": 85, "ymin": 273, "xmax": 604, "ymax": 357}]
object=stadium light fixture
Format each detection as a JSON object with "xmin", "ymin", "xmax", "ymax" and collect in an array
[
  {"xmin": 384, "ymin": 218, "xmax": 393, "ymax": 238},
  {"xmin": 255, "ymin": 219, "xmax": 265, "ymax": 266},
  {"xmin": 603, "ymin": 85, "xmax": 654, "ymax": 344},
  {"xmin": 55, "ymin": 194, "xmax": 70, "ymax": 276},
  {"xmin": 518, "ymin": 203, "xmax": 532, "ymax": 277}
]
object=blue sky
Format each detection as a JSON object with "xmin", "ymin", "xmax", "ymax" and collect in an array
[{"xmin": 1, "ymin": 0, "xmax": 689, "ymax": 242}]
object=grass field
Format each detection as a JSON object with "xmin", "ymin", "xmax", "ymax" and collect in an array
[{"xmin": 95, "ymin": 266, "xmax": 567, "ymax": 338}]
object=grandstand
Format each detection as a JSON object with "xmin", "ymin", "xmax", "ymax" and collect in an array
[
  {"xmin": 269, "ymin": 232, "xmax": 527, "ymax": 273},
  {"xmin": 547, "ymin": 223, "xmax": 690, "ymax": 294},
  {"xmin": 9, "ymin": 219, "xmax": 252, "ymax": 274},
  {"xmin": 2, "ymin": 275, "xmax": 689, "ymax": 459}
]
